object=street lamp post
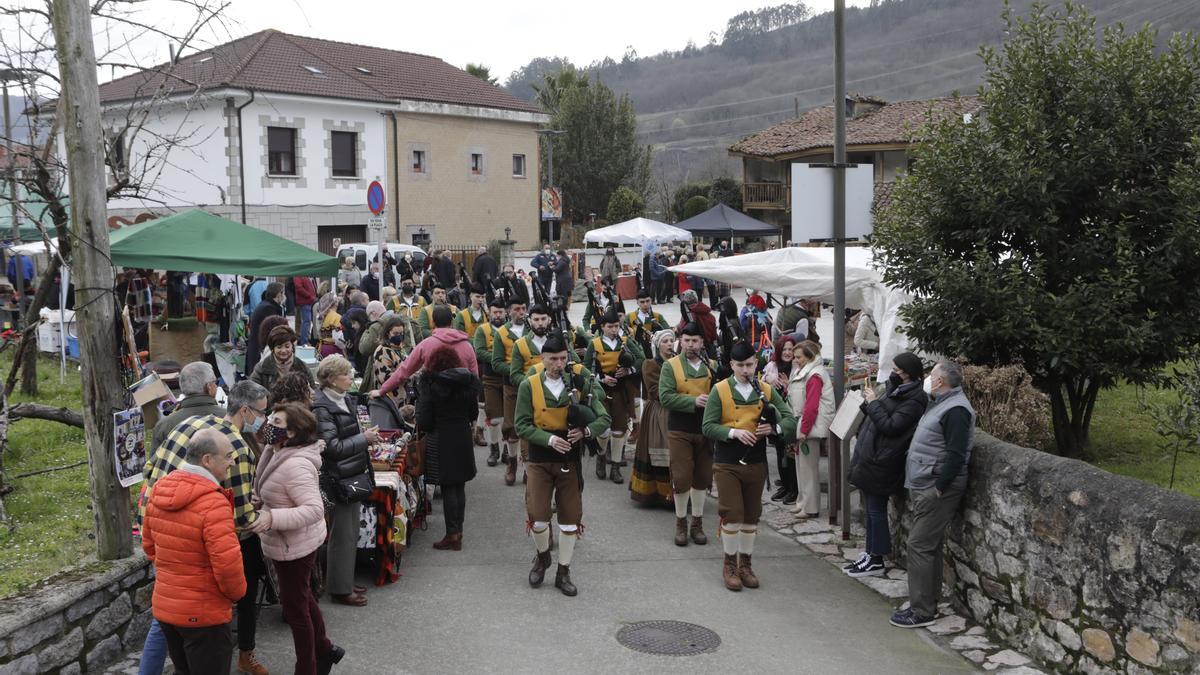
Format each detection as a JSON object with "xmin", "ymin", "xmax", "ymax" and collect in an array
[{"xmin": 536, "ymin": 129, "xmax": 566, "ymax": 243}]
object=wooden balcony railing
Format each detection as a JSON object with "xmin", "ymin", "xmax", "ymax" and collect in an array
[{"xmin": 743, "ymin": 182, "xmax": 789, "ymax": 209}]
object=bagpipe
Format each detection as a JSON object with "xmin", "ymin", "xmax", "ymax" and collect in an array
[
  {"xmin": 451, "ymin": 261, "xmax": 472, "ymax": 308},
  {"xmin": 739, "ymin": 379, "xmax": 778, "ymax": 465},
  {"xmin": 568, "ymin": 368, "xmax": 604, "ymax": 464},
  {"xmin": 715, "ymin": 296, "xmax": 744, "ymax": 381}
]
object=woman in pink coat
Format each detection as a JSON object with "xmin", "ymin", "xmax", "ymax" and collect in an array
[{"xmin": 253, "ymin": 402, "xmax": 344, "ymax": 675}]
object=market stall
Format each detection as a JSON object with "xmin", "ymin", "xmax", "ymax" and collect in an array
[
  {"xmin": 674, "ymin": 202, "xmax": 781, "ymax": 240},
  {"xmin": 583, "ymin": 217, "xmax": 692, "ymax": 298},
  {"xmin": 669, "ymin": 246, "xmax": 915, "ymax": 381}
]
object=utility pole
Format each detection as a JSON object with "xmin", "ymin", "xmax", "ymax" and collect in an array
[
  {"xmin": 51, "ymin": 0, "xmax": 132, "ymax": 559},
  {"xmin": 832, "ymin": 0, "xmax": 847, "ymax": 405},
  {"xmin": 537, "ymin": 128, "xmax": 566, "ymax": 243}
]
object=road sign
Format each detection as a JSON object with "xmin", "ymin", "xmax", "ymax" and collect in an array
[
  {"xmin": 367, "ymin": 215, "xmax": 385, "ymax": 230},
  {"xmin": 367, "ymin": 180, "xmax": 386, "ymax": 215}
]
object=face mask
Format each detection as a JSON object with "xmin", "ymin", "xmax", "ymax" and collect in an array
[
  {"xmin": 388, "ymin": 335, "xmax": 406, "ymax": 345},
  {"xmin": 262, "ymin": 423, "xmax": 287, "ymax": 446},
  {"xmin": 244, "ymin": 411, "xmax": 264, "ymax": 434},
  {"xmin": 923, "ymin": 376, "xmax": 933, "ymax": 396}
]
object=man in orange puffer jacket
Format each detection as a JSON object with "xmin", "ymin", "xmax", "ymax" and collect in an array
[{"xmin": 143, "ymin": 429, "xmax": 247, "ymax": 675}]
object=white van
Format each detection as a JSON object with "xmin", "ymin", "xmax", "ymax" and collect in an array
[{"xmin": 336, "ymin": 242, "xmax": 426, "ymax": 272}]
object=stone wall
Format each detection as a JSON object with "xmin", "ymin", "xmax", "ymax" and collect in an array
[
  {"xmin": 891, "ymin": 433, "xmax": 1200, "ymax": 673},
  {"xmin": 0, "ymin": 552, "xmax": 154, "ymax": 674}
]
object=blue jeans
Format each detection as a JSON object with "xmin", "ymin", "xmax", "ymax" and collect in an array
[
  {"xmin": 864, "ymin": 492, "xmax": 891, "ymax": 556},
  {"xmin": 138, "ymin": 617, "xmax": 167, "ymax": 675},
  {"xmin": 298, "ymin": 304, "xmax": 314, "ymax": 346}
]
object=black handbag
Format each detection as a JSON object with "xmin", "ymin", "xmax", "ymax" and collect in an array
[{"xmin": 335, "ymin": 471, "xmax": 375, "ymax": 503}]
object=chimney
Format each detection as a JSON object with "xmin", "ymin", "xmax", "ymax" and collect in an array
[{"xmin": 845, "ymin": 96, "xmax": 856, "ymax": 119}]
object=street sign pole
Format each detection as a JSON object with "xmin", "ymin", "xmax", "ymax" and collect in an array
[{"xmin": 367, "ymin": 180, "xmax": 386, "ymax": 282}]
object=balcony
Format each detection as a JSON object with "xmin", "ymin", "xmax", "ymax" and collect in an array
[{"xmin": 743, "ymin": 182, "xmax": 789, "ymax": 210}]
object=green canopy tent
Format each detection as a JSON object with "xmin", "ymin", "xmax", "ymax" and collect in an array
[
  {"xmin": 0, "ymin": 189, "xmax": 69, "ymax": 243},
  {"xmin": 110, "ymin": 209, "xmax": 339, "ymax": 277}
]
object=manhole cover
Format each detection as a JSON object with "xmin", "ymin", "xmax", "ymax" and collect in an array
[{"xmin": 616, "ymin": 620, "xmax": 721, "ymax": 656}]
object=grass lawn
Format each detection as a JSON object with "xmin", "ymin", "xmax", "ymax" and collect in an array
[
  {"xmin": 0, "ymin": 353, "xmax": 101, "ymax": 598},
  {"xmin": 1086, "ymin": 379, "xmax": 1200, "ymax": 500}
]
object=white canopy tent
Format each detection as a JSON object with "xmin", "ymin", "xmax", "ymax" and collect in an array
[
  {"xmin": 12, "ymin": 238, "xmax": 71, "ymax": 381},
  {"xmin": 669, "ymin": 246, "xmax": 915, "ymax": 380},
  {"xmin": 582, "ymin": 218, "xmax": 692, "ymax": 246}
]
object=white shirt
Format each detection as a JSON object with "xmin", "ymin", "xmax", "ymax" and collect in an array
[
  {"xmin": 544, "ymin": 375, "xmax": 565, "ymax": 399},
  {"xmin": 510, "ymin": 324, "xmax": 526, "ymax": 337},
  {"xmin": 532, "ymin": 334, "xmax": 547, "ymax": 351},
  {"xmin": 602, "ymin": 336, "xmax": 620, "ymax": 350},
  {"xmin": 734, "ymin": 380, "xmax": 755, "ymax": 400},
  {"xmin": 638, "ymin": 310, "xmax": 652, "ymax": 322},
  {"xmin": 687, "ymin": 357, "xmax": 704, "ymax": 371},
  {"xmin": 470, "ymin": 308, "xmax": 483, "ymax": 321}
]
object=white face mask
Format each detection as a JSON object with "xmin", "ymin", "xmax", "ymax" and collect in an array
[{"xmin": 923, "ymin": 376, "xmax": 933, "ymax": 395}]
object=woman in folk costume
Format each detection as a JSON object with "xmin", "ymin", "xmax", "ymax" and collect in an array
[
  {"xmin": 738, "ymin": 291, "xmax": 775, "ymax": 360},
  {"xmin": 629, "ymin": 330, "xmax": 677, "ymax": 506}
]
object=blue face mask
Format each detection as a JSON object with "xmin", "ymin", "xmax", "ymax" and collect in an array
[{"xmin": 243, "ymin": 410, "xmax": 264, "ymax": 434}]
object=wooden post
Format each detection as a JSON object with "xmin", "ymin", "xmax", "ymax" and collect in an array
[{"xmin": 50, "ymin": 0, "xmax": 132, "ymax": 559}]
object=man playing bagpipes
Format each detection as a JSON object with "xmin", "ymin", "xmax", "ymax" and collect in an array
[
  {"xmin": 701, "ymin": 341, "xmax": 796, "ymax": 592},
  {"xmin": 473, "ymin": 297, "xmax": 508, "ymax": 468},
  {"xmin": 416, "ymin": 284, "xmax": 458, "ymax": 343},
  {"xmin": 490, "ymin": 294, "xmax": 529, "ymax": 486},
  {"xmin": 584, "ymin": 308, "xmax": 646, "ymax": 484},
  {"xmin": 515, "ymin": 333, "xmax": 610, "ymax": 597}
]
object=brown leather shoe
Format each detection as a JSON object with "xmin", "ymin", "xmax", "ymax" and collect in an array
[
  {"xmin": 674, "ymin": 517, "xmax": 688, "ymax": 547},
  {"xmin": 723, "ymin": 554, "xmax": 743, "ymax": 591},
  {"xmin": 237, "ymin": 649, "xmax": 269, "ymax": 675},
  {"xmin": 690, "ymin": 516, "xmax": 708, "ymax": 545},
  {"xmin": 738, "ymin": 553, "xmax": 760, "ymax": 589},
  {"xmin": 432, "ymin": 532, "xmax": 463, "ymax": 551},
  {"xmin": 554, "ymin": 564, "xmax": 578, "ymax": 597},
  {"xmin": 473, "ymin": 426, "xmax": 486, "ymax": 446},
  {"xmin": 330, "ymin": 592, "xmax": 368, "ymax": 606},
  {"xmin": 528, "ymin": 550, "xmax": 552, "ymax": 587},
  {"xmin": 504, "ymin": 457, "xmax": 517, "ymax": 486}
]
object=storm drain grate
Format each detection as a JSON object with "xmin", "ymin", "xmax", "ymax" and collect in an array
[{"xmin": 616, "ymin": 620, "xmax": 721, "ymax": 656}]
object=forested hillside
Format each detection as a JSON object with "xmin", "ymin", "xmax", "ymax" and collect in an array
[{"xmin": 505, "ymin": 0, "xmax": 1200, "ymax": 184}]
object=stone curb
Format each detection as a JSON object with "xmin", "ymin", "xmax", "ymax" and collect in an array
[{"xmin": 757, "ymin": 496, "xmax": 1045, "ymax": 674}]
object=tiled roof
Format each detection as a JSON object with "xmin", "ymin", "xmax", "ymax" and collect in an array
[
  {"xmin": 729, "ymin": 95, "xmax": 980, "ymax": 159},
  {"xmin": 94, "ymin": 30, "xmax": 543, "ymax": 114},
  {"xmin": 871, "ymin": 181, "xmax": 895, "ymax": 217}
]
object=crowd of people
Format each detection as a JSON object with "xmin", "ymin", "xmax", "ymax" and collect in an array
[{"xmin": 133, "ymin": 241, "xmax": 976, "ymax": 673}]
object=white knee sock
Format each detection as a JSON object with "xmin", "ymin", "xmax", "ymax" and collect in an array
[
  {"xmin": 673, "ymin": 492, "xmax": 689, "ymax": 518},
  {"xmin": 609, "ymin": 433, "xmax": 625, "ymax": 463},
  {"xmin": 599, "ymin": 434, "xmax": 611, "ymax": 459},
  {"xmin": 486, "ymin": 419, "xmax": 503, "ymax": 445},
  {"xmin": 476, "ymin": 405, "xmax": 485, "ymax": 430},
  {"xmin": 689, "ymin": 489, "xmax": 706, "ymax": 518},
  {"xmin": 558, "ymin": 525, "xmax": 578, "ymax": 565},
  {"xmin": 721, "ymin": 523, "xmax": 741, "ymax": 556},
  {"xmin": 532, "ymin": 523, "xmax": 551, "ymax": 553},
  {"xmin": 739, "ymin": 527, "xmax": 757, "ymax": 555}
]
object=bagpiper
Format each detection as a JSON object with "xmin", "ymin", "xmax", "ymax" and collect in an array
[
  {"xmin": 701, "ymin": 341, "xmax": 796, "ymax": 591},
  {"xmin": 473, "ymin": 297, "xmax": 508, "ymax": 467},
  {"xmin": 455, "ymin": 283, "xmax": 490, "ymax": 447},
  {"xmin": 584, "ymin": 308, "xmax": 645, "ymax": 484},
  {"xmin": 658, "ymin": 322, "xmax": 717, "ymax": 546},
  {"xmin": 489, "ymin": 293, "xmax": 529, "ymax": 486},
  {"xmin": 514, "ymin": 333, "xmax": 609, "ymax": 597}
]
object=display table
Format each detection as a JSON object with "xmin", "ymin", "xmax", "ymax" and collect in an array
[{"xmin": 615, "ymin": 273, "xmax": 638, "ymax": 300}]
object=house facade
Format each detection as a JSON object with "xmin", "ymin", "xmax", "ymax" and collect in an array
[
  {"xmin": 88, "ymin": 30, "xmax": 547, "ymax": 253},
  {"xmin": 728, "ymin": 94, "xmax": 980, "ymax": 241}
]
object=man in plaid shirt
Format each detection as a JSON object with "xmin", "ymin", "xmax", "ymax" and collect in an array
[{"xmin": 140, "ymin": 379, "xmax": 274, "ymax": 675}]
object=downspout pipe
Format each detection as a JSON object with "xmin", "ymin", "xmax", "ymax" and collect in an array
[
  {"xmin": 389, "ymin": 110, "xmax": 400, "ymax": 242},
  {"xmin": 235, "ymin": 89, "xmax": 256, "ymax": 224}
]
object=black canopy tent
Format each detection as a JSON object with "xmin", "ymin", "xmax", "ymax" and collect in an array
[{"xmin": 674, "ymin": 203, "xmax": 780, "ymax": 239}]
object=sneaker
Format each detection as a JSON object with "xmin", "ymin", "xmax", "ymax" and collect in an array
[
  {"xmin": 842, "ymin": 552, "xmax": 869, "ymax": 572},
  {"xmin": 889, "ymin": 609, "xmax": 936, "ymax": 628},
  {"xmin": 769, "ymin": 486, "xmax": 788, "ymax": 502},
  {"xmin": 781, "ymin": 492, "xmax": 798, "ymax": 506},
  {"xmin": 847, "ymin": 556, "xmax": 885, "ymax": 578}
]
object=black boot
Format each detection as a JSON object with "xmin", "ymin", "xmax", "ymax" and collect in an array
[
  {"xmin": 609, "ymin": 463, "xmax": 624, "ymax": 484},
  {"xmin": 595, "ymin": 452, "xmax": 607, "ymax": 479},
  {"xmin": 487, "ymin": 444, "xmax": 500, "ymax": 467},
  {"xmin": 528, "ymin": 550, "xmax": 552, "ymax": 587},
  {"xmin": 770, "ymin": 485, "xmax": 788, "ymax": 502},
  {"xmin": 554, "ymin": 564, "xmax": 578, "ymax": 597},
  {"xmin": 316, "ymin": 645, "xmax": 345, "ymax": 675}
]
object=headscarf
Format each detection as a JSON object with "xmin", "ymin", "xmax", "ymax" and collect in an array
[
  {"xmin": 316, "ymin": 292, "xmax": 337, "ymax": 317},
  {"xmin": 652, "ymin": 329, "xmax": 676, "ymax": 360}
]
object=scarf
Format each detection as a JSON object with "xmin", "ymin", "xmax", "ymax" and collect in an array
[{"xmin": 323, "ymin": 387, "xmax": 349, "ymax": 413}]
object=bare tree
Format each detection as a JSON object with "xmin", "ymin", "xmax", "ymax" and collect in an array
[{"xmin": 0, "ymin": 0, "xmax": 233, "ymax": 535}]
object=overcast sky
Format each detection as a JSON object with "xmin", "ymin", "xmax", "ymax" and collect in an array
[{"xmin": 174, "ymin": 0, "xmax": 873, "ymax": 82}]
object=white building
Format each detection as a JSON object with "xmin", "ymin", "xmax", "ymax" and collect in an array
[{"xmin": 87, "ymin": 29, "xmax": 547, "ymax": 252}]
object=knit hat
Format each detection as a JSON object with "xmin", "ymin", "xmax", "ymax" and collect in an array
[
  {"xmin": 747, "ymin": 294, "xmax": 766, "ymax": 310},
  {"xmin": 892, "ymin": 351, "xmax": 924, "ymax": 381}
]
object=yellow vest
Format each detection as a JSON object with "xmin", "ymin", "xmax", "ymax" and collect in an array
[
  {"xmin": 591, "ymin": 335, "xmax": 627, "ymax": 374},
  {"xmin": 459, "ymin": 307, "xmax": 484, "ymax": 336},
  {"xmin": 393, "ymin": 294, "xmax": 425, "ymax": 320},
  {"xmin": 515, "ymin": 338, "xmax": 543, "ymax": 370},
  {"xmin": 714, "ymin": 379, "xmax": 774, "ymax": 432},
  {"xmin": 667, "ymin": 356, "xmax": 711, "ymax": 396},
  {"xmin": 423, "ymin": 303, "xmax": 458, "ymax": 326},
  {"xmin": 479, "ymin": 323, "xmax": 496, "ymax": 352},
  {"xmin": 529, "ymin": 375, "xmax": 568, "ymax": 431},
  {"xmin": 497, "ymin": 325, "xmax": 520, "ymax": 363},
  {"xmin": 530, "ymin": 362, "xmax": 583, "ymax": 378},
  {"xmin": 626, "ymin": 311, "xmax": 660, "ymax": 330}
]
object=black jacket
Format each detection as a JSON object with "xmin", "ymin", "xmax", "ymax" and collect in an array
[
  {"xmin": 554, "ymin": 254, "xmax": 574, "ymax": 296},
  {"xmin": 435, "ymin": 257, "xmax": 457, "ymax": 289},
  {"xmin": 416, "ymin": 368, "xmax": 480, "ymax": 486},
  {"xmin": 312, "ymin": 389, "xmax": 371, "ymax": 486},
  {"xmin": 361, "ymin": 274, "xmax": 381, "ymax": 302},
  {"xmin": 472, "ymin": 253, "xmax": 498, "ymax": 285},
  {"xmin": 246, "ymin": 299, "xmax": 282, "ymax": 375},
  {"xmin": 849, "ymin": 381, "xmax": 928, "ymax": 495}
]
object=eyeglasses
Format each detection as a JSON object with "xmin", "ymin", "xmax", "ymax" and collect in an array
[{"xmin": 249, "ymin": 405, "xmax": 268, "ymax": 418}]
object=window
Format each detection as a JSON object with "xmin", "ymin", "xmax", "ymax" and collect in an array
[
  {"xmin": 105, "ymin": 130, "xmax": 126, "ymax": 174},
  {"xmin": 267, "ymin": 127, "xmax": 297, "ymax": 175},
  {"xmin": 412, "ymin": 149, "xmax": 426, "ymax": 173},
  {"xmin": 331, "ymin": 130, "xmax": 357, "ymax": 177},
  {"xmin": 470, "ymin": 153, "xmax": 483, "ymax": 175},
  {"xmin": 354, "ymin": 66, "xmax": 372, "ymax": 75},
  {"xmin": 302, "ymin": 65, "xmax": 327, "ymax": 78},
  {"xmin": 512, "ymin": 154, "xmax": 526, "ymax": 177}
]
